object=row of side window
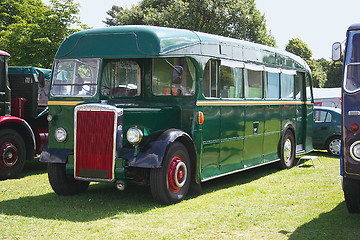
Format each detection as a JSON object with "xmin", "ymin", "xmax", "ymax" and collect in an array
[{"xmin": 203, "ymin": 59, "xmax": 309, "ymax": 100}]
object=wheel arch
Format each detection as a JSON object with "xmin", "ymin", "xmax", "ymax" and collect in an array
[
  {"xmin": 0, "ymin": 117, "xmax": 35, "ymax": 161},
  {"xmin": 125, "ymin": 129, "xmax": 196, "ymax": 168}
]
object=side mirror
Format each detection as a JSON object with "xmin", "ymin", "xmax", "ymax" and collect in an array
[
  {"xmin": 332, "ymin": 42, "xmax": 342, "ymax": 61},
  {"xmin": 38, "ymin": 71, "xmax": 45, "ymax": 88},
  {"xmin": 172, "ymin": 66, "xmax": 183, "ymax": 84}
]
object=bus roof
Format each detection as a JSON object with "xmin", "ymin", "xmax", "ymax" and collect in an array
[
  {"xmin": 0, "ymin": 50, "xmax": 10, "ymax": 57},
  {"xmin": 56, "ymin": 25, "xmax": 310, "ymax": 72},
  {"xmin": 348, "ymin": 23, "xmax": 360, "ymax": 31}
]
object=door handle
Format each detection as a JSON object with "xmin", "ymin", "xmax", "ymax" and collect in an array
[{"xmin": 253, "ymin": 122, "xmax": 259, "ymax": 134}]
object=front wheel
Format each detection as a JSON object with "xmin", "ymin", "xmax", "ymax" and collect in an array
[
  {"xmin": 326, "ymin": 136, "xmax": 341, "ymax": 156},
  {"xmin": 278, "ymin": 130, "xmax": 295, "ymax": 169},
  {"xmin": 343, "ymin": 177, "xmax": 360, "ymax": 213},
  {"xmin": 0, "ymin": 129, "xmax": 26, "ymax": 180},
  {"xmin": 150, "ymin": 142, "xmax": 191, "ymax": 205},
  {"xmin": 47, "ymin": 163, "xmax": 89, "ymax": 195}
]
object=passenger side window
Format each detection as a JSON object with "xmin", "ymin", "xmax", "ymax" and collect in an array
[
  {"xmin": 281, "ymin": 71, "xmax": 295, "ymax": 99},
  {"xmin": 203, "ymin": 60, "xmax": 219, "ymax": 98},
  {"xmin": 245, "ymin": 66, "xmax": 263, "ymax": 98},
  {"xmin": 220, "ymin": 61, "xmax": 244, "ymax": 98},
  {"xmin": 152, "ymin": 58, "xmax": 195, "ymax": 96},
  {"xmin": 264, "ymin": 71, "xmax": 280, "ymax": 99}
]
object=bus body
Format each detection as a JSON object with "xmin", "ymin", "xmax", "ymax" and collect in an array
[
  {"xmin": 40, "ymin": 26, "xmax": 313, "ymax": 204},
  {"xmin": 336, "ymin": 23, "xmax": 360, "ymax": 213},
  {"xmin": 0, "ymin": 51, "xmax": 48, "ymax": 179}
]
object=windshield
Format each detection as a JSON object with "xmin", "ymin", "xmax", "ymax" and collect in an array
[
  {"xmin": 50, "ymin": 58, "xmax": 100, "ymax": 97},
  {"xmin": 345, "ymin": 31, "xmax": 360, "ymax": 93}
]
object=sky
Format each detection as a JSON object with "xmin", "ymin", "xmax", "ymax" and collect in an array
[{"xmin": 44, "ymin": 0, "xmax": 360, "ymax": 60}]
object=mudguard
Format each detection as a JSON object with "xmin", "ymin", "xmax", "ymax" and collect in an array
[
  {"xmin": 0, "ymin": 116, "xmax": 36, "ymax": 160},
  {"xmin": 39, "ymin": 145, "xmax": 72, "ymax": 163},
  {"xmin": 121, "ymin": 128, "xmax": 193, "ymax": 168}
]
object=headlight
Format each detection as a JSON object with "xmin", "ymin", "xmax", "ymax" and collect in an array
[
  {"xmin": 55, "ymin": 127, "xmax": 67, "ymax": 142},
  {"xmin": 350, "ymin": 140, "xmax": 360, "ymax": 162},
  {"xmin": 126, "ymin": 127, "xmax": 143, "ymax": 145},
  {"xmin": 47, "ymin": 114, "xmax": 53, "ymax": 122}
]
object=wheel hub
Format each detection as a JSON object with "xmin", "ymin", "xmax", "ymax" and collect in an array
[
  {"xmin": 168, "ymin": 156, "xmax": 187, "ymax": 193},
  {"xmin": 284, "ymin": 139, "xmax": 292, "ymax": 164},
  {"xmin": 1, "ymin": 143, "xmax": 18, "ymax": 167}
]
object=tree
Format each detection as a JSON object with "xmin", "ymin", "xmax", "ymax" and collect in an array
[
  {"xmin": 317, "ymin": 58, "xmax": 343, "ymax": 88},
  {"xmin": 104, "ymin": 0, "xmax": 276, "ymax": 47},
  {"xmin": 285, "ymin": 38, "xmax": 326, "ymax": 87},
  {"xmin": 0, "ymin": 0, "xmax": 86, "ymax": 68},
  {"xmin": 285, "ymin": 38, "xmax": 312, "ymax": 61}
]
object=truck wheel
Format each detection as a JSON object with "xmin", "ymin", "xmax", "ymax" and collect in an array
[
  {"xmin": 47, "ymin": 163, "xmax": 89, "ymax": 195},
  {"xmin": 278, "ymin": 130, "xmax": 295, "ymax": 169},
  {"xmin": 343, "ymin": 177, "xmax": 360, "ymax": 213},
  {"xmin": 0, "ymin": 129, "xmax": 26, "ymax": 179},
  {"xmin": 150, "ymin": 142, "xmax": 191, "ymax": 205}
]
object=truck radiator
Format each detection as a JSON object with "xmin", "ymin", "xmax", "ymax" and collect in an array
[{"xmin": 74, "ymin": 104, "xmax": 122, "ymax": 181}]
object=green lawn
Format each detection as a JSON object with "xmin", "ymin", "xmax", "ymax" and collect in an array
[{"xmin": 1, "ymin": 152, "xmax": 359, "ymax": 239}]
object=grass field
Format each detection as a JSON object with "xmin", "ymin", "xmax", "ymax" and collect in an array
[{"xmin": 1, "ymin": 152, "xmax": 359, "ymax": 240}]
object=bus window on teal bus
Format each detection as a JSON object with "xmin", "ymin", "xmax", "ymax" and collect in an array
[
  {"xmin": 152, "ymin": 58, "xmax": 195, "ymax": 96},
  {"xmin": 264, "ymin": 69, "xmax": 280, "ymax": 99},
  {"xmin": 295, "ymin": 72, "xmax": 304, "ymax": 100},
  {"xmin": 220, "ymin": 60, "xmax": 244, "ymax": 98},
  {"xmin": 280, "ymin": 71, "xmax": 296, "ymax": 99},
  {"xmin": 244, "ymin": 66, "xmax": 263, "ymax": 98},
  {"xmin": 101, "ymin": 59, "xmax": 141, "ymax": 97},
  {"xmin": 203, "ymin": 60, "xmax": 219, "ymax": 98}
]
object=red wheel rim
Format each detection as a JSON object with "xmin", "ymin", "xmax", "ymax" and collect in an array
[
  {"xmin": 167, "ymin": 155, "xmax": 187, "ymax": 193},
  {"xmin": 0, "ymin": 142, "xmax": 18, "ymax": 168}
]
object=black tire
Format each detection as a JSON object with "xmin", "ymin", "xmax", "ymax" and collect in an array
[
  {"xmin": 150, "ymin": 142, "xmax": 191, "ymax": 205},
  {"xmin": 326, "ymin": 136, "xmax": 341, "ymax": 156},
  {"xmin": 0, "ymin": 129, "xmax": 26, "ymax": 180},
  {"xmin": 47, "ymin": 163, "xmax": 89, "ymax": 195},
  {"xmin": 343, "ymin": 177, "xmax": 360, "ymax": 213},
  {"xmin": 278, "ymin": 130, "xmax": 295, "ymax": 169}
]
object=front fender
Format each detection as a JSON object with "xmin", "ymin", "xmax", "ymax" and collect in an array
[
  {"xmin": 39, "ymin": 145, "xmax": 72, "ymax": 163},
  {"xmin": 121, "ymin": 129, "xmax": 192, "ymax": 168}
]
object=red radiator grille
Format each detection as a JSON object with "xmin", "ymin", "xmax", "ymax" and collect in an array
[{"xmin": 75, "ymin": 110, "xmax": 116, "ymax": 180}]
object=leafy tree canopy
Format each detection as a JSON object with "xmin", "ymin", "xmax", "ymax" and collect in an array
[
  {"xmin": 286, "ymin": 38, "xmax": 327, "ymax": 87},
  {"xmin": 0, "ymin": 0, "xmax": 86, "ymax": 68},
  {"xmin": 104, "ymin": 0, "xmax": 276, "ymax": 47}
]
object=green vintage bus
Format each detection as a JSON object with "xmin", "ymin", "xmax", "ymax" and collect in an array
[{"xmin": 40, "ymin": 25, "xmax": 314, "ymax": 204}]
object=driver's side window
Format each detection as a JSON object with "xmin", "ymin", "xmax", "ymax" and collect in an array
[{"xmin": 101, "ymin": 59, "xmax": 141, "ymax": 97}]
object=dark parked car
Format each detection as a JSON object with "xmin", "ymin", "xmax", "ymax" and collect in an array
[{"xmin": 313, "ymin": 106, "xmax": 341, "ymax": 155}]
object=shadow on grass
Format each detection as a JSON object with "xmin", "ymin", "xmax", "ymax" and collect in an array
[
  {"xmin": 0, "ymin": 161, "xmax": 280, "ymax": 222},
  {"xmin": 200, "ymin": 162, "xmax": 279, "ymax": 194},
  {"xmin": 0, "ymin": 183, "xmax": 155, "ymax": 222},
  {"xmin": 288, "ymin": 202, "xmax": 360, "ymax": 240}
]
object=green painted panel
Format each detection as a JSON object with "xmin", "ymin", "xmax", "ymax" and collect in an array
[
  {"xmin": 200, "ymin": 106, "xmax": 220, "ymax": 179},
  {"xmin": 243, "ymin": 105, "xmax": 265, "ymax": 166},
  {"xmin": 219, "ymin": 105, "xmax": 245, "ymax": 174},
  {"xmin": 263, "ymin": 105, "xmax": 281, "ymax": 161}
]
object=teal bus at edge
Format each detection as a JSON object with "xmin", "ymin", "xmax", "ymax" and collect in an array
[{"xmin": 40, "ymin": 25, "xmax": 314, "ymax": 205}]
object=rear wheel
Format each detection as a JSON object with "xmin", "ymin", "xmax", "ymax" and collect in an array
[
  {"xmin": 326, "ymin": 136, "xmax": 341, "ymax": 155},
  {"xmin": 278, "ymin": 130, "xmax": 295, "ymax": 169},
  {"xmin": 150, "ymin": 142, "xmax": 191, "ymax": 205},
  {"xmin": 343, "ymin": 177, "xmax": 360, "ymax": 213},
  {"xmin": 0, "ymin": 129, "xmax": 26, "ymax": 179},
  {"xmin": 48, "ymin": 163, "xmax": 89, "ymax": 195}
]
